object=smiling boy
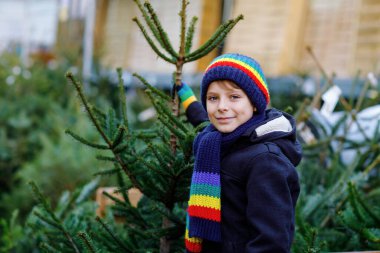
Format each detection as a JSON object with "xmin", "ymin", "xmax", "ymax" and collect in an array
[
  {"xmin": 178, "ymin": 53, "xmax": 302, "ymax": 253},
  {"xmin": 206, "ymin": 80, "xmax": 256, "ymax": 133}
]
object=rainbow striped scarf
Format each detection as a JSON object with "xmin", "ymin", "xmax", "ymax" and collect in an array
[{"xmin": 185, "ymin": 114, "xmax": 265, "ymax": 252}]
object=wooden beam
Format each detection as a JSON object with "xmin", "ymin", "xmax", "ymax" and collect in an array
[{"xmin": 196, "ymin": 0, "xmax": 223, "ymax": 71}]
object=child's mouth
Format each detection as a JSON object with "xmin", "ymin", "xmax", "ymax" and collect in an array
[{"xmin": 216, "ymin": 117, "xmax": 235, "ymax": 123}]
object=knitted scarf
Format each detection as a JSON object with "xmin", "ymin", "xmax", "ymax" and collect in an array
[{"xmin": 185, "ymin": 114, "xmax": 265, "ymax": 252}]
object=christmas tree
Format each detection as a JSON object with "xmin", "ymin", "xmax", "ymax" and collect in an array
[
  {"xmin": 28, "ymin": 0, "xmax": 242, "ymax": 252},
  {"xmin": 24, "ymin": 1, "xmax": 380, "ymax": 252}
]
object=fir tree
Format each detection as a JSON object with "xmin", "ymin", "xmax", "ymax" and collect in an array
[
  {"xmin": 28, "ymin": 1, "xmax": 243, "ymax": 252},
  {"xmin": 20, "ymin": 2, "xmax": 380, "ymax": 253},
  {"xmin": 292, "ymin": 46, "xmax": 380, "ymax": 252}
]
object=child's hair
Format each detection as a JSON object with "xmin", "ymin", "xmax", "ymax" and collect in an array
[{"xmin": 201, "ymin": 53, "xmax": 270, "ymax": 114}]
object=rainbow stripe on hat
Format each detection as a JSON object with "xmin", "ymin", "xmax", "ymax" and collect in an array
[
  {"xmin": 206, "ymin": 54, "xmax": 269, "ymax": 102},
  {"xmin": 201, "ymin": 53, "xmax": 270, "ymax": 114}
]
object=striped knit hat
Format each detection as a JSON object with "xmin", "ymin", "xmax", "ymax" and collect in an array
[{"xmin": 201, "ymin": 53, "xmax": 270, "ymax": 114}]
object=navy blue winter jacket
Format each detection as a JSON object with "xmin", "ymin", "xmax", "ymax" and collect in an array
[{"xmin": 186, "ymin": 102, "xmax": 302, "ymax": 253}]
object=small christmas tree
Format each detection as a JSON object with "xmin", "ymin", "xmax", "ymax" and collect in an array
[{"xmin": 28, "ymin": 1, "xmax": 243, "ymax": 252}]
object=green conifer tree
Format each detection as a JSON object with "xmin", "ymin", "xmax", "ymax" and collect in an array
[
  {"xmin": 21, "ymin": 3, "xmax": 380, "ymax": 253},
  {"xmin": 28, "ymin": 1, "xmax": 243, "ymax": 252}
]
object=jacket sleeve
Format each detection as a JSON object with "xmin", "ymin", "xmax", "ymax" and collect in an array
[
  {"xmin": 185, "ymin": 101, "xmax": 209, "ymax": 127},
  {"xmin": 245, "ymin": 152, "xmax": 299, "ymax": 253}
]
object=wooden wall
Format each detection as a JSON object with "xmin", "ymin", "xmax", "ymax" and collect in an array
[
  {"xmin": 93, "ymin": 0, "xmax": 380, "ymax": 78},
  {"xmin": 224, "ymin": 0, "xmax": 308, "ymax": 76},
  {"xmin": 96, "ymin": 0, "xmax": 206, "ymax": 74}
]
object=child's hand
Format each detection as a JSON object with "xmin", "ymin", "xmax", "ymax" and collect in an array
[{"xmin": 176, "ymin": 82, "xmax": 197, "ymax": 110}]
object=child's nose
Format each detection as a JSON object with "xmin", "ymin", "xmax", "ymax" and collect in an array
[{"xmin": 217, "ymin": 98, "xmax": 229, "ymax": 112}]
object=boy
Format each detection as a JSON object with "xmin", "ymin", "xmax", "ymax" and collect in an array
[{"xmin": 177, "ymin": 53, "xmax": 302, "ymax": 253}]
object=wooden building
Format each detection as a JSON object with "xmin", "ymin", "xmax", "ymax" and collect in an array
[
  {"xmin": 223, "ymin": 0, "xmax": 308, "ymax": 76},
  {"xmin": 93, "ymin": 0, "xmax": 222, "ymax": 75},
  {"xmin": 298, "ymin": 0, "xmax": 380, "ymax": 77},
  {"xmin": 92, "ymin": 0, "xmax": 380, "ymax": 78}
]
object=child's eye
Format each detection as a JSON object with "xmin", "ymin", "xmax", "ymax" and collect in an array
[
  {"xmin": 207, "ymin": 96, "xmax": 218, "ymax": 101},
  {"xmin": 230, "ymin": 95, "xmax": 241, "ymax": 100}
]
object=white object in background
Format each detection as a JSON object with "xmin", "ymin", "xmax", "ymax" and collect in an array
[
  {"xmin": 367, "ymin": 72, "xmax": 378, "ymax": 87},
  {"xmin": 138, "ymin": 107, "xmax": 156, "ymax": 122},
  {"xmin": 297, "ymin": 122, "xmax": 316, "ymax": 144},
  {"xmin": 320, "ymin": 85, "xmax": 342, "ymax": 118}
]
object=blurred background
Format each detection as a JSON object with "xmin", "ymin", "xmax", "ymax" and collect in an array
[
  {"xmin": 1, "ymin": 0, "xmax": 379, "ymax": 252},
  {"xmin": 2, "ymin": 0, "xmax": 380, "ymax": 80}
]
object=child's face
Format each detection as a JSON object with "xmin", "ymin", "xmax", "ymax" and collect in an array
[{"xmin": 206, "ymin": 80, "xmax": 255, "ymax": 133}]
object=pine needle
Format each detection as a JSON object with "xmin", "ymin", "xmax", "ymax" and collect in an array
[
  {"xmin": 65, "ymin": 129, "xmax": 109, "ymax": 150},
  {"xmin": 132, "ymin": 18, "xmax": 175, "ymax": 64},
  {"xmin": 78, "ymin": 232, "xmax": 97, "ymax": 253},
  {"xmin": 95, "ymin": 216, "xmax": 130, "ymax": 252},
  {"xmin": 185, "ymin": 16, "xmax": 198, "ymax": 54},
  {"xmin": 133, "ymin": 73, "xmax": 171, "ymax": 101},
  {"xmin": 117, "ymin": 68, "xmax": 129, "ymax": 130},
  {"xmin": 144, "ymin": 1, "xmax": 178, "ymax": 57}
]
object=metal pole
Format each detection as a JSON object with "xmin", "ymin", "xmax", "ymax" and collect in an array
[
  {"xmin": 82, "ymin": 0, "xmax": 96, "ymax": 91},
  {"xmin": 21, "ymin": 0, "xmax": 30, "ymax": 66}
]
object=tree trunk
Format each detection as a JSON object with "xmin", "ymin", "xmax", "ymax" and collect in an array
[{"xmin": 160, "ymin": 217, "xmax": 172, "ymax": 253}]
